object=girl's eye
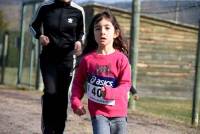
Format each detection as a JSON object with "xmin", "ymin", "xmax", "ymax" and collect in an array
[
  {"xmin": 105, "ymin": 27, "xmax": 110, "ymax": 30},
  {"xmin": 94, "ymin": 27, "xmax": 100, "ymax": 31}
]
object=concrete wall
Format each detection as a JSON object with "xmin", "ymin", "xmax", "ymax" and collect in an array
[{"xmin": 84, "ymin": 4, "xmax": 199, "ymax": 98}]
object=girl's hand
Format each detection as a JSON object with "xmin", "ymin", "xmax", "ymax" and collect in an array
[
  {"xmin": 39, "ymin": 35, "xmax": 50, "ymax": 46},
  {"xmin": 101, "ymin": 87, "xmax": 106, "ymax": 97},
  {"xmin": 74, "ymin": 106, "xmax": 86, "ymax": 116}
]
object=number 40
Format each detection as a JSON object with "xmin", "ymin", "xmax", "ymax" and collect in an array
[{"xmin": 92, "ymin": 87, "xmax": 102, "ymax": 97}]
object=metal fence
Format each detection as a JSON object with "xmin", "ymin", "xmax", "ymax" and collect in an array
[
  {"xmin": 0, "ymin": 0, "xmax": 44, "ymax": 89},
  {"xmin": 17, "ymin": 0, "xmax": 44, "ymax": 90}
]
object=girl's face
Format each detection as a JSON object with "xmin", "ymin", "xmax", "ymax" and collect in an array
[{"xmin": 94, "ymin": 18, "xmax": 118, "ymax": 49}]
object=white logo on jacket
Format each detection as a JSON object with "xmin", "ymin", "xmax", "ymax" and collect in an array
[{"xmin": 67, "ymin": 18, "xmax": 73, "ymax": 23}]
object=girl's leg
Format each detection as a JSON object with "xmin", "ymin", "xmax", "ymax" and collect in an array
[
  {"xmin": 110, "ymin": 117, "xmax": 127, "ymax": 134},
  {"xmin": 91, "ymin": 115, "xmax": 110, "ymax": 134}
]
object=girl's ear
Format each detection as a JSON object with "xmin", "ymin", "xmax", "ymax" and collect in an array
[{"xmin": 114, "ymin": 29, "xmax": 119, "ymax": 39}]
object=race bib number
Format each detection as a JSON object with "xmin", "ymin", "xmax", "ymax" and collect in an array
[{"xmin": 86, "ymin": 75, "xmax": 117, "ymax": 105}]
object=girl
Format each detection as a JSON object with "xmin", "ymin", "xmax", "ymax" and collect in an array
[{"xmin": 70, "ymin": 10, "xmax": 131, "ymax": 134}]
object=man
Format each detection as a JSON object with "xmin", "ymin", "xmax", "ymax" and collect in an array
[{"xmin": 30, "ymin": 0, "xmax": 85, "ymax": 133}]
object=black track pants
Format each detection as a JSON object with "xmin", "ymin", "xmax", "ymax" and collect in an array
[{"xmin": 40, "ymin": 56, "xmax": 72, "ymax": 134}]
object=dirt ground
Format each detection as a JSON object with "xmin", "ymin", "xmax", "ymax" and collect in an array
[{"xmin": 0, "ymin": 85, "xmax": 199, "ymax": 134}]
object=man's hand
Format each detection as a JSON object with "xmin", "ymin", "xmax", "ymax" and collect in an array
[
  {"xmin": 133, "ymin": 95, "xmax": 139, "ymax": 101},
  {"xmin": 74, "ymin": 41, "xmax": 82, "ymax": 56},
  {"xmin": 39, "ymin": 35, "xmax": 50, "ymax": 46}
]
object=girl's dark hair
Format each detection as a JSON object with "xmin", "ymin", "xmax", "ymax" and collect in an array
[{"xmin": 82, "ymin": 9, "xmax": 128, "ymax": 56}]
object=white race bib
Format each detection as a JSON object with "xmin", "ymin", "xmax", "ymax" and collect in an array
[
  {"xmin": 87, "ymin": 83, "xmax": 115, "ymax": 105},
  {"xmin": 86, "ymin": 75, "xmax": 117, "ymax": 106}
]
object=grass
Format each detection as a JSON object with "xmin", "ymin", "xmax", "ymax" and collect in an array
[
  {"xmin": 3, "ymin": 67, "xmax": 37, "ymax": 87},
  {"xmin": 1, "ymin": 67, "xmax": 199, "ymax": 127},
  {"xmin": 132, "ymin": 97, "xmax": 195, "ymax": 125}
]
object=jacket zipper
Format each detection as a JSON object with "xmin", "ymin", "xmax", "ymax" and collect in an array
[{"xmin": 58, "ymin": 7, "xmax": 64, "ymax": 32}]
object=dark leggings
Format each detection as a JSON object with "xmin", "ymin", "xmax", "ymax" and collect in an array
[{"xmin": 40, "ymin": 56, "xmax": 72, "ymax": 134}]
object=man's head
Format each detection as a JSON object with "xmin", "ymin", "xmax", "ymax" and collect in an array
[{"xmin": 55, "ymin": 0, "xmax": 72, "ymax": 2}]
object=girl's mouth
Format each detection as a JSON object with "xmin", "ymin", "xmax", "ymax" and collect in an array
[{"xmin": 100, "ymin": 37, "xmax": 106, "ymax": 40}]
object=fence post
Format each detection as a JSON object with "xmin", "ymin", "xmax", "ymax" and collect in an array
[
  {"xmin": 192, "ymin": 21, "xmax": 200, "ymax": 127},
  {"xmin": 1, "ymin": 32, "xmax": 9, "ymax": 84},
  {"xmin": 17, "ymin": 3, "xmax": 26, "ymax": 85},
  {"xmin": 128, "ymin": 0, "xmax": 141, "ymax": 110}
]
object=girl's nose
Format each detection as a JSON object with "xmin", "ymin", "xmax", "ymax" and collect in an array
[{"xmin": 100, "ymin": 28, "xmax": 105, "ymax": 35}]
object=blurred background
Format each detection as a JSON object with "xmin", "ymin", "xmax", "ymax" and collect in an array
[
  {"xmin": 1, "ymin": 0, "xmax": 200, "ymax": 95},
  {"xmin": 0, "ymin": 0, "xmax": 200, "ymax": 128}
]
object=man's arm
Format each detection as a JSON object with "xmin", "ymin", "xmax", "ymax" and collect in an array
[
  {"xmin": 76, "ymin": 5, "xmax": 85, "ymax": 44},
  {"xmin": 29, "ymin": 3, "xmax": 46, "ymax": 39}
]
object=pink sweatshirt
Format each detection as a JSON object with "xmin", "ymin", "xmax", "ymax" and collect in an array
[{"xmin": 70, "ymin": 50, "xmax": 131, "ymax": 117}]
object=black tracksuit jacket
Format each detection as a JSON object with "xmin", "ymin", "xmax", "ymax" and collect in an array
[{"xmin": 30, "ymin": 0, "xmax": 85, "ymax": 60}]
